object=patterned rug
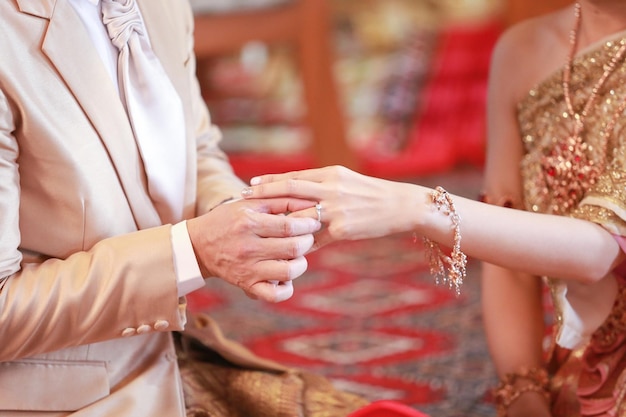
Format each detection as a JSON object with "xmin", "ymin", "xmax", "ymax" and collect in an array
[{"xmin": 187, "ymin": 166, "xmax": 498, "ymax": 416}]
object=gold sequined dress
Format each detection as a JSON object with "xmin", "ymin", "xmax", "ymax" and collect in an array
[{"xmin": 518, "ymin": 35, "xmax": 626, "ymax": 417}]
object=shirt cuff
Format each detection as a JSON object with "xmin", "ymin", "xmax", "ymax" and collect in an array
[{"xmin": 171, "ymin": 221, "xmax": 205, "ymax": 297}]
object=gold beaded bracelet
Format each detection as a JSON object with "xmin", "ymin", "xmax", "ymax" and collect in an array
[
  {"xmin": 493, "ymin": 366, "xmax": 550, "ymax": 416},
  {"xmin": 422, "ymin": 186, "xmax": 467, "ymax": 296}
]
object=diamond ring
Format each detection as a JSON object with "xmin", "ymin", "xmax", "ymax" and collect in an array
[{"xmin": 315, "ymin": 203, "xmax": 322, "ymax": 222}]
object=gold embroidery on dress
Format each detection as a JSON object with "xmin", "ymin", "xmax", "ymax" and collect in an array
[
  {"xmin": 517, "ymin": 34, "xmax": 626, "ymax": 417},
  {"xmin": 519, "ymin": 39, "xmax": 626, "ymax": 220}
]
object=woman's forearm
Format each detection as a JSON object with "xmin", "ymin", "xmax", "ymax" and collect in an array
[
  {"xmin": 481, "ymin": 264, "xmax": 546, "ymax": 374},
  {"xmin": 415, "ymin": 188, "xmax": 623, "ymax": 283}
]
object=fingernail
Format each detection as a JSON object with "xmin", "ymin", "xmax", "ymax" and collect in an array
[
  {"xmin": 250, "ymin": 177, "xmax": 261, "ymax": 185},
  {"xmin": 241, "ymin": 187, "xmax": 253, "ymax": 197}
]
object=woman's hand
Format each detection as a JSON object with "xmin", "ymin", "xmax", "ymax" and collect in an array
[{"xmin": 241, "ymin": 165, "xmax": 423, "ymax": 249}]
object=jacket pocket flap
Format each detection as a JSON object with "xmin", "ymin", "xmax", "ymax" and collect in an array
[{"xmin": 0, "ymin": 359, "xmax": 110, "ymax": 411}]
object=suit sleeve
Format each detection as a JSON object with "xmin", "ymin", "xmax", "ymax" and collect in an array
[{"xmin": 0, "ymin": 88, "xmax": 186, "ymax": 362}]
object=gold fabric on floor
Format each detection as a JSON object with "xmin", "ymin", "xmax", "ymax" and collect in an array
[{"xmin": 177, "ymin": 313, "xmax": 369, "ymax": 417}]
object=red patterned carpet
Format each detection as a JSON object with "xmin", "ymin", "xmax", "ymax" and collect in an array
[{"xmin": 187, "ymin": 166, "xmax": 498, "ymax": 416}]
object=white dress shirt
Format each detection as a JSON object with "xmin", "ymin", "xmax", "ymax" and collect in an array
[{"xmin": 69, "ymin": 0, "xmax": 204, "ymax": 297}]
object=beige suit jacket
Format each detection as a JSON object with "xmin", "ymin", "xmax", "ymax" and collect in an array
[{"xmin": 0, "ymin": 0, "xmax": 245, "ymax": 415}]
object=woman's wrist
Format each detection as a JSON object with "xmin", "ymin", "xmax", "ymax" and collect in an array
[
  {"xmin": 404, "ymin": 184, "xmax": 435, "ymax": 234},
  {"xmin": 414, "ymin": 185, "xmax": 468, "ymax": 295}
]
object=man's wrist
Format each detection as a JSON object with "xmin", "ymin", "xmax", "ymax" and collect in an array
[{"xmin": 171, "ymin": 221, "xmax": 205, "ymax": 296}]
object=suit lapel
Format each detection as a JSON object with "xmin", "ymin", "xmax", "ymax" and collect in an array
[{"xmin": 16, "ymin": 0, "xmax": 162, "ymax": 229}]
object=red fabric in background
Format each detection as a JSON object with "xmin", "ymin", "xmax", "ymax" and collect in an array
[
  {"xmin": 227, "ymin": 19, "xmax": 503, "ymax": 181},
  {"xmin": 362, "ymin": 19, "xmax": 502, "ymax": 179},
  {"xmin": 349, "ymin": 400, "xmax": 431, "ymax": 417}
]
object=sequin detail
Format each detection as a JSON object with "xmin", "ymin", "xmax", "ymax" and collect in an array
[{"xmin": 519, "ymin": 39, "xmax": 626, "ymax": 218}]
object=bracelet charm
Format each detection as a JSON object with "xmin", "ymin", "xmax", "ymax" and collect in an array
[{"xmin": 422, "ymin": 186, "xmax": 467, "ymax": 296}]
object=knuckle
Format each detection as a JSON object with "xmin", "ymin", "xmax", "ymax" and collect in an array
[
  {"xmin": 254, "ymin": 183, "xmax": 266, "ymax": 196},
  {"xmin": 233, "ymin": 242, "xmax": 252, "ymax": 259},
  {"xmin": 289, "ymin": 240, "xmax": 301, "ymax": 258},
  {"xmin": 290, "ymin": 236, "xmax": 311, "ymax": 258},
  {"xmin": 328, "ymin": 223, "xmax": 349, "ymax": 240},
  {"xmin": 278, "ymin": 260, "xmax": 292, "ymax": 281},
  {"xmin": 282, "ymin": 219, "xmax": 294, "ymax": 236},
  {"xmin": 233, "ymin": 270, "xmax": 250, "ymax": 288},
  {"xmin": 332, "ymin": 165, "xmax": 345, "ymax": 178},
  {"xmin": 234, "ymin": 211, "xmax": 257, "ymax": 234}
]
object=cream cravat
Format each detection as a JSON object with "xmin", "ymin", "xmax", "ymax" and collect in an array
[{"xmin": 101, "ymin": 0, "xmax": 186, "ymax": 224}]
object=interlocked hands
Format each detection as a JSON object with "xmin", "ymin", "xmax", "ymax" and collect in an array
[
  {"xmin": 187, "ymin": 197, "xmax": 320, "ymax": 303},
  {"xmin": 241, "ymin": 165, "xmax": 419, "ymax": 249}
]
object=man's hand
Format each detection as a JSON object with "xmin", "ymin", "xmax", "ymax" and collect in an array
[{"xmin": 187, "ymin": 198, "xmax": 320, "ymax": 302}]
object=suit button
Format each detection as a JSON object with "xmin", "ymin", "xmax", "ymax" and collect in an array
[
  {"xmin": 137, "ymin": 324, "xmax": 151, "ymax": 334},
  {"xmin": 154, "ymin": 320, "xmax": 169, "ymax": 331},
  {"xmin": 121, "ymin": 328, "xmax": 136, "ymax": 337}
]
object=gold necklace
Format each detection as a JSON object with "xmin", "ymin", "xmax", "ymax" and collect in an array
[{"xmin": 541, "ymin": 2, "xmax": 626, "ymax": 213}]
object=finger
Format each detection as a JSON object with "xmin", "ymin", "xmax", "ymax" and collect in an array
[
  {"xmin": 282, "ymin": 198, "xmax": 319, "ymax": 213},
  {"xmin": 257, "ymin": 234, "xmax": 315, "ymax": 260},
  {"xmin": 287, "ymin": 206, "xmax": 325, "ymax": 223},
  {"xmin": 242, "ymin": 180, "xmax": 326, "ymax": 203},
  {"xmin": 253, "ymin": 255, "xmax": 309, "ymax": 282},
  {"xmin": 247, "ymin": 197, "xmax": 320, "ymax": 215},
  {"xmin": 251, "ymin": 236, "xmax": 314, "ymax": 264},
  {"xmin": 250, "ymin": 212, "xmax": 320, "ymax": 238},
  {"xmin": 249, "ymin": 167, "xmax": 329, "ymax": 186},
  {"xmin": 248, "ymin": 280, "xmax": 294, "ymax": 303}
]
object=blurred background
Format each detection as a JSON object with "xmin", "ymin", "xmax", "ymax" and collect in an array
[
  {"xmin": 190, "ymin": 0, "xmax": 570, "ymax": 181},
  {"xmin": 187, "ymin": 1, "xmax": 571, "ymax": 416}
]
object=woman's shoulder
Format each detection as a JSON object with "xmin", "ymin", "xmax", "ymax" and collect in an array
[{"xmin": 490, "ymin": 6, "xmax": 572, "ymax": 103}]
